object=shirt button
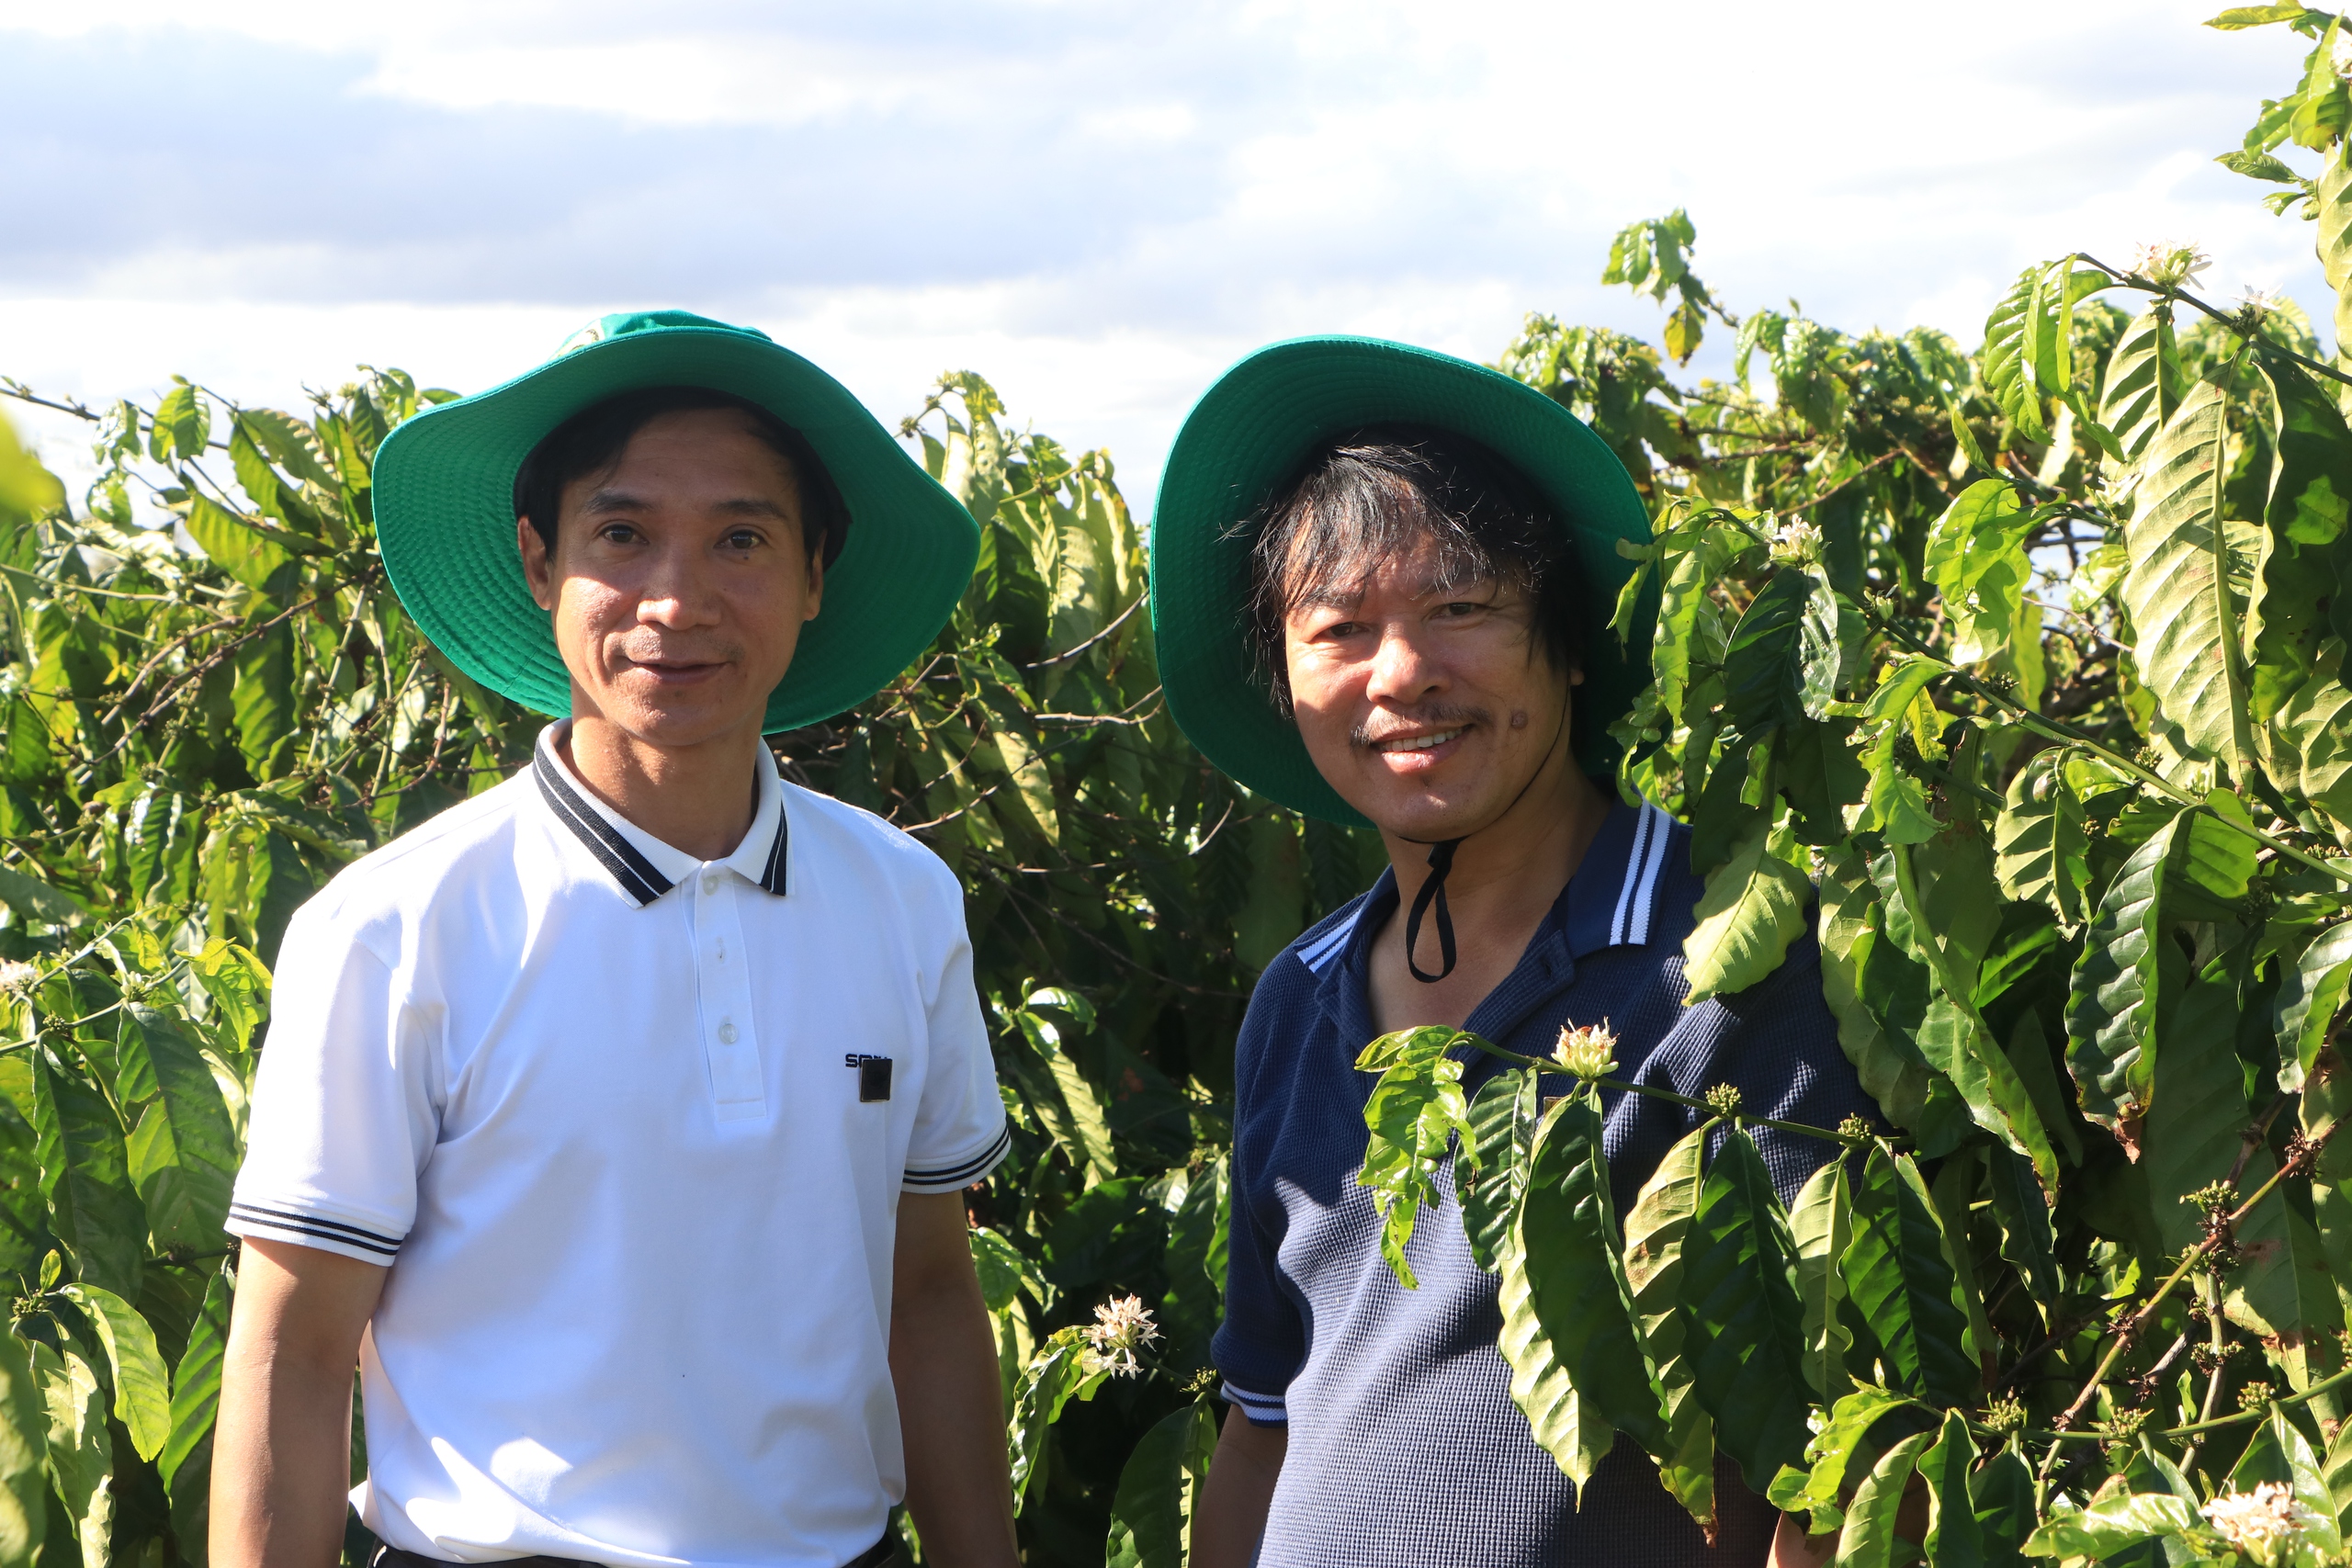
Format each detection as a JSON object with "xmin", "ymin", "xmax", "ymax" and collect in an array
[
  {"xmin": 718, "ymin": 1021, "xmax": 739, "ymax": 1044},
  {"xmin": 700, "ymin": 871, "xmax": 720, "ymax": 895}
]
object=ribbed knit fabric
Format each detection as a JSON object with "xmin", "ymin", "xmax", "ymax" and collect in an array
[{"xmin": 1213, "ymin": 801, "xmax": 1875, "ymax": 1568}]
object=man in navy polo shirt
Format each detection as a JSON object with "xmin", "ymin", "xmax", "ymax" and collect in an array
[{"xmin": 1147, "ymin": 338, "xmax": 1874, "ymax": 1568}]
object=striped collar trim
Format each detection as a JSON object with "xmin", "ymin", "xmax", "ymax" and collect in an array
[
  {"xmin": 1606, "ymin": 800, "xmax": 1674, "ymax": 949},
  {"xmin": 530, "ymin": 724, "xmax": 789, "ymax": 908}
]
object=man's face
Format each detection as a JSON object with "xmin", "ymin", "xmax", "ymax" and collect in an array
[
  {"xmin": 518, "ymin": 406, "xmax": 823, "ymax": 750},
  {"xmin": 1282, "ymin": 534, "xmax": 1578, "ymax": 840}
]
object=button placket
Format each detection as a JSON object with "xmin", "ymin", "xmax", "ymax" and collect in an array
[{"xmin": 693, "ymin": 869, "xmax": 765, "ymax": 1122}]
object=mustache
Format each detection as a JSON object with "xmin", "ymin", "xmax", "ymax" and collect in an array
[
  {"xmin": 612, "ymin": 637, "xmax": 741, "ymax": 666},
  {"xmin": 1351, "ymin": 703, "xmax": 1488, "ymax": 749}
]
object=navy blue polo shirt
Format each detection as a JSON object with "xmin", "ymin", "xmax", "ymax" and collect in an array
[{"xmin": 1213, "ymin": 799, "xmax": 1873, "ymax": 1568}]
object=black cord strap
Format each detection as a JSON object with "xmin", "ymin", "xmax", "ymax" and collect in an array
[{"xmin": 1403, "ymin": 838, "xmax": 1463, "ymax": 982}]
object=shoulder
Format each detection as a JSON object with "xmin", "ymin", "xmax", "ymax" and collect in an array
[
  {"xmin": 294, "ymin": 773, "xmax": 536, "ymax": 940},
  {"xmin": 782, "ymin": 783, "xmax": 964, "ymax": 910}
]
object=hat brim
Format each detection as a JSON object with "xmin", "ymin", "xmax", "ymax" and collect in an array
[
  {"xmin": 373, "ymin": 325, "xmax": 978, "ymax": 734},
  {"xmin": 1148, "ymin": 335, "xmax": 1659, "ymax": 828}
]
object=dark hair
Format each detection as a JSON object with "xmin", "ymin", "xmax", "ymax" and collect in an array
[
  {"xmin": 513, "ymin": 386, "xmax": 849, "ymax": 567},
  {"xmin": 1242, "ymin": 423, "xmax": 1588, "ymax": 713}
]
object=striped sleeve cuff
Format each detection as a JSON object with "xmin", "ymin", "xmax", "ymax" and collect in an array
[
  {"xmin": 903, "ymin": 1122, "xmax": 1012, "ymax": 1192},
  {"xmin": 1220, "ymin": 1380, "xmax": 1288, "ymax": 1426},
  {"xmin": 226, "ymin": 1201, "xmax": 403, "ymax": 1265}
]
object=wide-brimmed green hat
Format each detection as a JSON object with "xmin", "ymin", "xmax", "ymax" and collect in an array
[
  {"xmin": 1149, "ymin": 335, "xmax": 1658, "ymax": 827},
  {"xmin": 373, "ymin": 310, "xmax": 978, "ymax": 733}
]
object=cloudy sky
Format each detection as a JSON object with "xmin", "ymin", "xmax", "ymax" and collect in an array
[{"xmin": 0, "ymin": 0, "xmax": 2330, "ymax": 513}]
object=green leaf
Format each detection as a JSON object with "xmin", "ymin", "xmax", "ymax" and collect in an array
[
  {"xmin": 149, "ymin": 383, "xmax": 208, "ymax": 464},
  {"xmin": 2274, "ymin": 647, "xmax": 2352, "ymax": 828},
  {"xmin": 2100, "ymin": 304, "xmax": 2186, "ymax": 466},
  {"xmin": 1779, "ymin": 1385, "xmax": 1935, "ymax": 1537},
  {"xmin": 1842, "ymin": 1147, "xmax": 1979, "ymax": 1406},
  {"xmin": 2219, "ymin": 147, "xmax": 2304, "ymax": 181},
  {"xmin": 1682, "ymin": 818, "xmax": 1811, "ymax": 1007},
  {"xmin": 2208, "ymin": 5, "xmax": 2328, "ymax": 28},
  {"xmin": 2021, "ymin": 1492, "xmax": 2199, "ymax": 1557},
  {"xmin": 1923, "ymin": 480, "xmax": 2034, "ymax": 667},
  {"xmin": 181, "ymin": 495, "xmax": 291, "ymax": 592},
  {"xmin": 1984, "ymin": 268, "xmax": 2050, "ymax": 445},
  {"xmin": 1006, "ymin": 1007, "xmax": 1114, "ymax": 1184},
  {"xmin": 32, "ymin": 1052, "xmax": 144, "ymax": 1302},
  {"xmin": 969, "ymin": 1226, "xmax": 1028, "ymax": 1316},
  {"xmin": 1815, "ymin": 850, "xmax": 1943, "ymax": 1134},
  {"xmin": 1679, "ymin": 1128, "xmax": 1811, "ymax": 1493},
  {"xmin": 232, "ymin": 624, "xmax": 297, "ymax": 783},
  {"xmin": 2066, "ymin": 803, "xmax": 2259, "ymax": 1137},
  {"xmin": 0, "ymin": 865, "xmax": 85, "ymax": 930},
  {"xmin": 2278, "ymin": 922, "xmax": 2352, "ymax": 1092},
  {"xmin": 1984, "ymin": 1141, "xmax": 2062, "ymax": 1326},
  {"xmin": 2249, "ymin": 356, "xmax": 2352, "ymax": 726},
  {"xmin": 1354, "ymin": 1028, "xmax": 1476, "ymax": 1290},
  {"xmin": 1510, "ymin": 1096, "xmax": 1670, "ymax": 1455},
  {"xmin": 1723, "ymin": 570, "xmax": 1817, "ymax": 737},
  {"xmin": 2124, "ymin": 381, "xmax": 2257, "ymax": 769},
  {"xmin": 162, "ymin": 1267, "xmax": 231, "ymax": 1568},
  {"xmin": 1622, "ymin": 1122, "xmax": 1714, "ymax": 1532},
  {"xmin": 114, "ymin": 1006, "xmax": 236, "ymax": 1253},
  {"xmin": 1971, "ymin": 1447, "xmax": 2036, "ymax": 1568},
  {"xmin": 1834, "ymin": 1427, "xmax": 1936, "ymax": 1568},
  {"xmin": 1006, "ymin": 1329, "xmax": 1107, "ymax": 1514},
  {"xmin": 1787, "ymin": 1156, "xmax": 1854, "ymax": 1402},
  {"xmin": 2231, "ymin": 1407, "xmax": 2346, "ymax": 1560},
  {"xmin": 1460, "ymin": 1067, "xmax": 1538, "ymax": 1274},
  {"xmin": 1917, "ymin": 1412, "xmax": 1984, "ymax": 1568},
  {"xmin": 31, "ymin": 1343, "xmax": 107, "ymax": 1568},
  {"xmin": 0, "ymin": 1337, "xmax": 38, "ymax": 1568},
  {"xmin": 59, "ymin": 1283, "xmax": 170, "ymax": 1462},
  {"xmin": 2323, "ymin": 1415, "xmax": 2352, "ymax": 1536},
  {"xmin": 1994, "ymin": 750, "xmax": 2089, "ymax": 928},
  {"xmin": 1102, "ymin": 1400, "xmax": 1216, "ymax": 1568}
]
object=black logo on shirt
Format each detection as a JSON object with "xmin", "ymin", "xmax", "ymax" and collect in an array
[{"xmin": 844, "ymin": 1055, "xmax": 893, "ymax": 1102}]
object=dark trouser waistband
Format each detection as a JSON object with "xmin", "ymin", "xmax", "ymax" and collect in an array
[{"xmin": 374, "ymin": 1533, "xmax": 898, "ymax": 1568}]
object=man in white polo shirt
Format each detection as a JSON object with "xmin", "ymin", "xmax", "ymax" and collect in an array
[{"xmin": 211, "ymin": 312, "xmax": 1017, "ymax": 1568}]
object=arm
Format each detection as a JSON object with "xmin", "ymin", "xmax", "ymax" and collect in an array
[
  {"xmin": 889, "ymin": 1191, "xmax": 1018, "ymax": 1568},
  {"xmin": 1770, "ymin": 1513, "xmax": 1837, "ymax": 1568},
  {"xmin": 1191, "ymin": 1406, "xmax": 1286, "ymax": 1568},
  {"xmin": 210, "ymin": 1238, "xmax": 389, "ymax": 1568}
]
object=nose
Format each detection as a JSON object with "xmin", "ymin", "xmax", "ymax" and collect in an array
[
  {"xmin": 635, "ymin": 535, "xmax": 721, "ymax": 629},
  {"xmin": 1363, "ymin": 618, "xmax": 1443, "ymax": 707}
]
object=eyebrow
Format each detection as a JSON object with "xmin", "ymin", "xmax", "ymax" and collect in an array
[
  {"xmin": 578, "ymin": 489, "xmax": 792, "ymax": 521},
  {"xmin": 1291, "ymin": 570, "xmax": 1499, "ymax": 610}
]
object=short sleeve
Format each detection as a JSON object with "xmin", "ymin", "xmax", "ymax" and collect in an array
[
  {"xmin": 900, "ymin": 875, "xmax": 1009, "ymax": 1193},
  {"xmin": 227, "ymin": 907, "xmax": 439, "ymax": 1265},
  {"xmin": 1209, "ymin": 1006, "xmax": 1306, "ymax": 1426}
]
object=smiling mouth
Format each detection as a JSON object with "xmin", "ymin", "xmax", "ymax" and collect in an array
[{"xmin": 1371, "ymin": 727, "xmax": 1467, "ymax": 754}]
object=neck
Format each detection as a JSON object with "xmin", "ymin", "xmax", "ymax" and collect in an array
[
  {"xmin": 1381, "ymin": 750, "xmax": 1614, "ymax": 952},
  {"xmin": 560, "ymin": 714, "xmax": 764, "ymax": 862}
]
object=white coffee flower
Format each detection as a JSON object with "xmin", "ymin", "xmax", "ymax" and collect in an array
[
  {"xmin": 1553, "ymin": 1021, "xmax": 1620, "ymax": 1084},
  {"xmin": 1081, "ymin": 1294, "xmax": 1160, "ymax": 1380},
  {"xmin": 0, "ymin": 961, "xmax": 36, "ymax": 994},
  {"xmin": 1770, "ymin": 519, "xmax": 1824, "ymax": 567},
  {"xmin": 2200, "ymin": 1482, "xmax": 2322, "ymax": 1568},
  {"xmin": 2131, "ymin": 241, "xmax": 2212, "ymax": 289}
]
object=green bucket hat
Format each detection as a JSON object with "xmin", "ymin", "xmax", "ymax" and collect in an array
[
  {"xmin": 1148, "ymin": 335, "xmax": 1658, "ymax": 827},
  {"xmin": 372, "ymin": 310, "xmax": 978, "ymax": 734}
]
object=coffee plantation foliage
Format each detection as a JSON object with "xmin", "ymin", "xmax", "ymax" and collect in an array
[{"xmin": 5, "ymin": 14, "xmax": 2352, "ymax": 1568}]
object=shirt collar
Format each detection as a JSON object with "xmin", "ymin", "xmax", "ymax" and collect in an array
[{"xmin": 530, "ymin": 722, "xmax": 791, "ymax": 908}]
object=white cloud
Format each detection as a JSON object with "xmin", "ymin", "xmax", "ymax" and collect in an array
[{"xmin": 0, "ymin": 0, "xmax": 2334, "ymax": 513}]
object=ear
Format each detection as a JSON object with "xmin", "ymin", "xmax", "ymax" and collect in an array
[
  {"xmin": 801, "ymin": 538, "xmax": 825, "ymax": 624},
  {"xmin": 518, "ymin": 516, "xmax": 557, "ymax": 611}
]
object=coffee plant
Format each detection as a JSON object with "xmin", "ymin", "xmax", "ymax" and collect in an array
[{"xmin": 3, "ymin": 9, "xmax": 2352, "ymax": 1568}]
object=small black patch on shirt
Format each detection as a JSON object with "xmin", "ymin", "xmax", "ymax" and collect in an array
[{"xmin": 844, "ymin": 1054, "xmax": 893, "ymax": 1102}]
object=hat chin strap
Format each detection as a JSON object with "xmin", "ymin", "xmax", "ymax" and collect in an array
[{"xmin": 1396, "ymin": 691, "xmax": 1572, "ymax": 985}]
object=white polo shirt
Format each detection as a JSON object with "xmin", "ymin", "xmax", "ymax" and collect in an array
[{"xmin": 228, "ymin": 723, "xmax": 1010, "ymax": 1568}]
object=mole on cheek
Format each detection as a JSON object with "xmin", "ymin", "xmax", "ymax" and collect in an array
[{"xmin": 1510, "ymin": 710, "xmax": 1529, "ymax": 729}]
